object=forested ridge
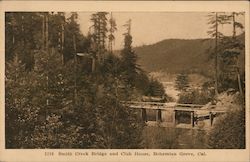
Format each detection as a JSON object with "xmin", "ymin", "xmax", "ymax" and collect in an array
[{"xmin": 134, "ymin": 34, "xmax": 245, "ymax": 77}]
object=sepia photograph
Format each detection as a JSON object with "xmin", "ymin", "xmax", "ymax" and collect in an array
[
  {"xmin": 0, "ymin": 1, "xmax": 249, "ymax": 162},
  {"xmin": 4, "ymin": 10, "xmax": 246, "ymax": 149}
]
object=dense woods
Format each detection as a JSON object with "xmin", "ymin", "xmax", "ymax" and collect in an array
[{"xmin": 5, "ymin": 12, "xmax": 165, "ymax": 148}]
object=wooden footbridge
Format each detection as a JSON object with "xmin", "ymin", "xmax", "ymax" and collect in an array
[{"xmin": 122, "ymin": 101, "xmax": 227, "ymax": 129}]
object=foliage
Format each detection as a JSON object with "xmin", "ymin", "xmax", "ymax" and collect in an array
[
  {"xmin": 145, "ymin": 78, "xmax": 165, "ymax": 97},
  {"xmin": 206, "ymin": 12, "xmax": 245, "ymax": 93},
  {"xmin": 90, "ymin": 12, "xmax": 109, "ymax": 62},
  {"xmin": 175, "ymin": 72, "xmax": 190, "ymax": 92},
  {"xmin": 5, "ymin": 12, "xmax": 90, "ymax": 67},
  {"xmin": 30, "ymin": 114, "xmax": 78, "ymax": 148},
  {"xmin": 134, "ymin": 71, "xmax": 150, "ymax": 95},
  {"xmin": 142, "ymin": 127, "xmax": 178, "ymax": 149},
  {"xmin": 108, "ymin": 13, "xmax": 117, "ymax": 53},
  {"xmin": 96, "ymin": 96, "xmax": 144, "ymax": 148},
  {"xmin": 120, "ymin": 20, "xmax": 140, "ymax": 89},
  {"xmin": 5, "ymin": 55, "xmax": 39, "ymax": 148},
  {"xmin": 208, "ymin": 108, "xmax": 245, "ymax": 148},
  {"xmin": 96, "ymin": 53, "xmax": 144, "ymax": 148},
  {"xmin": 63, "ymin": 12, "xmax": 90, "ymax": 62},
  {"xmin": 178, "ymin": 87, "xmax": 214, "ymax": 105},
  {"xmin": 217, "ymin": 12, "xmax": 245, "ymax": 93},
  {"xmin": 5, "ymin": 12, "xmax": 43, "ymax": 70}
]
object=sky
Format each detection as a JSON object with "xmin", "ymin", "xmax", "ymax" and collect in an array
[{"xmin": 77, "ymin": 12, "xmax": 244, "ymax": 50}]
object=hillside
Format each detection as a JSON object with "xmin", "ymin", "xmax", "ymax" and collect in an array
[{"xmin": 134, "ymin": 35, "xmax": 245, "ymax": 76}]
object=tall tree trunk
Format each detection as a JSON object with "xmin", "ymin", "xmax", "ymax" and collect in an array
[
  {"xmin": 45, "ymin": 14, "xmax": 49, "ymax": 50},
  {"xmin": 232, "ymin": 12, "xmax": 243, "ymax": 97},
  {"xmin": 109, "ymin": 12, "xmax": 113, "ymax": 54},
  {"xmin": 45, "ymin": 13, "xmax": 49, "ymax": 146},
  {"xmin": 215, "ymin": 12, "xmax": 219, "ymax": 96},
  {"xmin": 73, "ymin": 34, "xmax": 77, "ymax": 106},
  {"xmin": 12, "ymin": 24, "xmax": 15, "ymax": 44},
  {"xmin": 45, "ymin": 13, "xmax": 49, "ymax": 107},
  {"xmin": 232, "ymin": 12, "xmax": 236, "ymax": 38},
  {"xmin": 61, "ymin": 23, "xmax": 64, "ymax": 64},
  {"xmin": 42, "ymin": 13, "xmax": 45, "ymax": 50}
]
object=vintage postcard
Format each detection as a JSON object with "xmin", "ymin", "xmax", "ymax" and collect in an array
[{"xmin": 0, "ymin": 1, "xmax": 249, "ymax": 162}]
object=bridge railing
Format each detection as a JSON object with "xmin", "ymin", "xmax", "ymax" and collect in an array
[
  {"xmin": 122, "ymin": 101, "xmax": 207, "ymax": 108},
  {"xmin": 121, "ymin": 101, "xmax": 220, "ymax": 112}
]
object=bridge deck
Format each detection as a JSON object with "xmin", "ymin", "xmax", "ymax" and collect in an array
[{"xmin": 123, "ymin": 101, "xmax": 226, "ymax": 113}]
